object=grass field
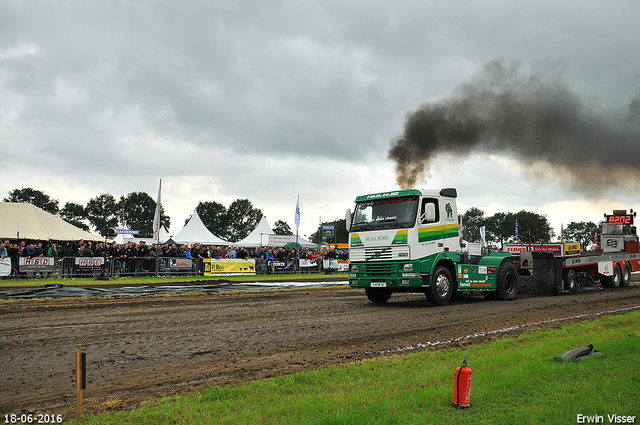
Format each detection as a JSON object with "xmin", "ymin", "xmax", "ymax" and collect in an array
[{"xmin": 65, "ymin": 310, "xmax": 640, "ymax": 424}]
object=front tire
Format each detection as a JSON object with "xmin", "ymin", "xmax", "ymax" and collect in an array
[
  {"xmin": 425, "ymin": 266, "xmax": 453, "ymax": 306},
  {"xmin": 365, "ymin": 287, "xmax": 392, "ymax": 304}
]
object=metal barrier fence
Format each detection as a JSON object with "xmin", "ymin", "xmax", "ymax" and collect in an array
[{"xmin": 8, "ymin": 256, "xmax": 347, "ymax": 279}]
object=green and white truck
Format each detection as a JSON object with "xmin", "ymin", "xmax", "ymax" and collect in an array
[{"xmin": 345, "ymin": 188, "xmax": 518, "ymax": 305}]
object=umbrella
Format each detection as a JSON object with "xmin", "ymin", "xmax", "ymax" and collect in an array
[{"xmin": 284, "ymin": 241, "xmax": 302, "ymax": 249}]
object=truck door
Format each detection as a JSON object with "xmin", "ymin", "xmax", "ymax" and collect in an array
[
  {"xmin": 417, "ymin": 198, "xmax": 444, "ymax": 254},
  {"xmin": 417, "ymin": 197, "xmax": 459, "ymax": 253}
]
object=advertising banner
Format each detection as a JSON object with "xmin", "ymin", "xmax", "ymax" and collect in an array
[
  {"xmin": 204, "ymin": 258, "xmax": 256, "ymax": 275},
  {"xmin": 268, "ymin": 235, "xmax": 291, "ymax": 246},
  {"xmin": 168, "ymin": 258, "xmax": 192, "ymax": 271},
  {"xmin": 299, "ymin": 259, "xmax": 318, "ymax": 268},
  {"xmin": 19, "ymin": 257, "xmax": 55, "ymax": 273},
  {"xmin": 75, "ymin": 257, "xmax": 105, "ymax": 271}
]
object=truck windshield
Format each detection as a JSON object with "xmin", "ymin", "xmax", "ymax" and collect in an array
[{"xmin": 351, "ymin": 196, "xmax": 419, "ymax": 231}]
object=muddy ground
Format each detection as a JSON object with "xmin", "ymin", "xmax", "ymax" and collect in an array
[{"xmin": 1, "ymin": 278, "xmax": 640, "ymax": 416}]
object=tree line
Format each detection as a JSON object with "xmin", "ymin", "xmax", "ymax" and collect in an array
[
  {"xmin": 4, "ymin": 188, "xmax": 599, "ymax": 248},
  {"xmin": 460, "ymin": 207, "xmax": 599, "ymax": 250},
  {"xmin": 3, "ymin": 187, "xmax": 345, "ymax": 244}
]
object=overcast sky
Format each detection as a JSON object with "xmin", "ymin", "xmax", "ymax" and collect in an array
[{"xmin": 2, "ymin": 1, "xmax": 640, "ymax": 240}]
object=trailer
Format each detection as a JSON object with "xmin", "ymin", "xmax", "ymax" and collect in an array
[{"xmin": 507, "ymin": 211, "xmax": 640, "ymax": 294}]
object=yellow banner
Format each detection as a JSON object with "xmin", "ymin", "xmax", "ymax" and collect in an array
[{"xmin": 203, "ymin": 258, "xmax": 256, "ymax": 275}]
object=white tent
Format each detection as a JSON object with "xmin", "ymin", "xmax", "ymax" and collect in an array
[
  {"xmin": 234, "ymin": 216, "xmax": 316, "ymax": 248},
  {"xmin": 171, "ymin": 209, "xmax": 230, "ymax": 246},
  {"xmin": 0, "ymin": 202, "xmax": 104, "ymax": 242}
]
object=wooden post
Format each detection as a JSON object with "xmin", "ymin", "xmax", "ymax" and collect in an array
[{"xmin": 76, "ymin": 345, "xmax": 83, "ymax": 419}]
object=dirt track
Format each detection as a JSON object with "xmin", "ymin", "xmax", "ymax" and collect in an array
[{"xmin": 2, "ymin": 280, "xmax": 640, "ymax": 416}]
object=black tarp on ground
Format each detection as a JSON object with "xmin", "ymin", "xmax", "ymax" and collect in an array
[
  {"xmin": 0, "ymin": 281, "xmax": 348, "ymax": 300},
  {"xmin": 552, "ymin": 344, "xmax": 608, "ymax": 362}
]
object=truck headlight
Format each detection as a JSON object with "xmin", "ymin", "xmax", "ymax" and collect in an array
[
  {"xmin": 403, "ymin": 263, "xmax": 413, "ymax": 272},
  {"xmin": 350, "ymin": 264, "xmax": 359, "ymax": 272}
]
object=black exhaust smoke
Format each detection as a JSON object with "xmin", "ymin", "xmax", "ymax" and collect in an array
[{"xmin": 388, "ymin": 60, "xmax": 640, "ymax": 195}]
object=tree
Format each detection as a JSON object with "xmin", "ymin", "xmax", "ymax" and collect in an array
[
  {"xmin": 273, "ymin": 220, "xmax": 293, "ymax": 235},
  {"xmin": 118, "ymin": 191, "xmax": 170, "ymax": 237},
  {"xmin": 460, "ymin": 208, "xmax": 554, "ymax": 244},
  {"xmin": 59, "ymin": 202, "xmax": 89, "ymax": 231},
  {"xmin": 564, "ymin": 221, "xmax": 598, "ymax": 250},
  {"xmin": 226, "ymin": 199, "xmax": 263, "ymax": 242},
  {"xmin": 195, "ymin": 201, "xmax": 228, "ymax": 239},
  {"xmin": 85, "ymin": 193, "xmax": 119, "ymax": 232},
  {"xmin": 512, "ymin": 210, "xmax": 554, "ymax": 243},
  {"xmin": 4, "ymin": 188, "xmax": 59, "ymax": 215},
  {"xmin": 460, "ymin": 207, "xmax": 487, "ymax": 243}
]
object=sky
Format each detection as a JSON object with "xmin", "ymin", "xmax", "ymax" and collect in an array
[{"xmin": 2, "ymin": 1, "xmax": 640, "ymax": 241}]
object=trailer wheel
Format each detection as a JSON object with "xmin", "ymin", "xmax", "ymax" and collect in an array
[
  {"xmin": 621, "ymin": 263, "xmax": 632, "ymax": 287},
  {"xmin": 565, "ymin": 270, "xmax": 577, "ymax": 292},
  {"xmin": 495, "ymin": 261, "xmax": 519, "ymax": 300},
  {"xmin": 425, "ymin": 266, "xmax": 453, "ymax": 306},
  {"xmin": 602, "ymin": 264, "xmax": 622, "ymax": 288},
  {"xmin": 364, "ymin": 287, "xmax": 392, "ymax": 304},
  {"xmin": 612, "ymin": 264, "xmax": 622, "ymax": 288}
]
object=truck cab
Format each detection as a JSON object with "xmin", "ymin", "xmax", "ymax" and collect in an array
[{"xmin": 346, "ymin": 188, "xmax": 518, "ymax": 305}]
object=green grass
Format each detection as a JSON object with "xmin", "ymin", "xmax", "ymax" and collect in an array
[
  {"xmin": 0, "ymin": 272, "xmax": 348, "ymax": 288},
  {"xmin": 67, "ymin": 311, "xmax": 640, "ymax": 424}
]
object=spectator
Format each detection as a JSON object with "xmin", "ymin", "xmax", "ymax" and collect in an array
[{"xmin": 136, "ymin": 240, "xmax": 149, "ymax": 276}]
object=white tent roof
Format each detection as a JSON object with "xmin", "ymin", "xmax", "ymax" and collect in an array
[
  {"xmin": 234, "ymin": 216, "xmax": 316, "ymax": 248},
  {"xmin": 171, "ymin": 209, "xmax": 230, "ymax": 246},
  {"xmin": 0, "ymin": 202, "xmax": 104, "ymax": 242},
  {"xmin": 234, "ymin": 216, "xmax": 273, "ymax": 247}
]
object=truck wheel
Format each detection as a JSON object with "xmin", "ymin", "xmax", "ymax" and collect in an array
[
  {"xmin": 365, "ymin": 287, "xmax": 392, "ymax": 304},
  {"xmin": 565, "ymin": 270, "xmax": 577, "ymax": 292},
  {"xmin": 425, "ymin": 266, "xmax": 453, "ymax": 306},
  {"xmin": 621, "ymin": 263, "xmax": 632, "ymax": 287},
  {"xmin": 495, "ymin": 261, "xmax": 519, "ymax": 300}
]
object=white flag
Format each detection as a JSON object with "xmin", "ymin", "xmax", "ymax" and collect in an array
[
  {"xmin": 294, "ymin": 195, "xmax": 301, "ymax": 231},
  {"xmin": 152, "ymin": 179, "xmax": 162, "ymax": 240},
  {"xmin": 479, "ymin": 225, "xmax": 486, "ymax": 244}
]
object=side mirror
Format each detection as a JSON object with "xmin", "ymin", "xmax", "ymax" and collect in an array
[
  {"xmin": 420, "ymin": 203, "xmax": 437, "ymax": 223},
  {"xmin": 345, "ymin": 209, "xmax": 352, "ymax": 232}
]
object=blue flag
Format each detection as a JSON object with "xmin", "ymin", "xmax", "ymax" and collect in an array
[{"xmin": 515, "ymin": 219, "xmax": 519, "ymax": 238}]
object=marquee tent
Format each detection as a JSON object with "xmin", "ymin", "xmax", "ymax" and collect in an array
[
  {"xmin": 234, "ymin": 216, "xmax": 316, "ymax": 248},
  {"xmin": 171, "ymin": 209, "xmax": 230, "ymax": 246},
  {"xmin": 0, "ymin": 202, "xmax": 104, "ymax": 242}
]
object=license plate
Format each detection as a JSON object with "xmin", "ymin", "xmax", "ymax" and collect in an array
[{"xmin": 371, "ymin": 282, "xmax": 386, "ymax": 288}]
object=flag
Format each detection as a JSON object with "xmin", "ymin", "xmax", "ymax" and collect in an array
[
  {"xmin": 515, "ymin": 219, "xmax": 519, "ymax": 238},
  {"xmin": 480, "ymin": 226, "xmax": 486, "ymax": 244},
  {"xmin": 152, "ymin": 179, "xmax": 162, "ymax": 240},
  {"xmin": 294, "ymin": 195, "xmax": 301, "ymax": 231},
  {"xmin": 458, "ymin": 216, "xmax": 464, "ymax": 245}
]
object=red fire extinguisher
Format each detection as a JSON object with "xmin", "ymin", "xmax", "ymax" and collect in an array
[{"xmin": 452, "ymin": 356, "xmax": 472, "ymax": 409}]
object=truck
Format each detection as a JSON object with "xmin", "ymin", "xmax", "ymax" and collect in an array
[{"xmin": 345, "ymin": 188, "xmax": 640, "ymax": 305}]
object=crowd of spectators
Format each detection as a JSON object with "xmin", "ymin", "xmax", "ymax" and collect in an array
[{"xmin": 0, "ymin": 238, "xmax": 348, "ymax": 278}]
